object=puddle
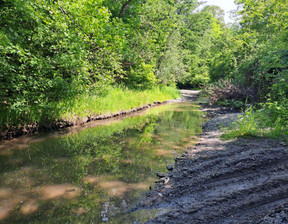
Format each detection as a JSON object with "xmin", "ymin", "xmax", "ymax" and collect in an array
[{"xmin": 0, "ymin": 103, "xmax": 203, "ymax": 223}]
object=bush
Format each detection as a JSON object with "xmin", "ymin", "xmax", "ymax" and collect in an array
[{"xmin": 127, "ymin": 63, "xmax": 157, "ymax": 89}]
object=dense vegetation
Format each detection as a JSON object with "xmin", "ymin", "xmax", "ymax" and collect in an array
[
  {"xmin": 0, "ymin": 0, "xmax": 224, "ymax": 133},
  {"xmin": 0, "ymin": 0, "xmax": 287, "ymax": 140},
  {"xmin": 217, "ymin": 0, "xmax": 288, "ymax": 140}
]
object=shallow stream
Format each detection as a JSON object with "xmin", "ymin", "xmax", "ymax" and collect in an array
[{"xmin": 0, "ymin": 103, "xmax": 203, "ymax": 223}]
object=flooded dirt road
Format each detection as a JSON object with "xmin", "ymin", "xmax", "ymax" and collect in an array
[
  {"xmin": 132, "ymin": 103, "xmax": 288, "ymax": 224},
  {"xmin": 0, "ymin": 96, "xmax": 203, "ymax": 224},
  {"xmin": 2, "ymin": 90, "xmax": 287, "ymax": 224}
]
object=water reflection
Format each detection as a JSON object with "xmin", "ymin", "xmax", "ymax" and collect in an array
[{"xmin": 0, "ymin": 103, "xmax": 203, "ymax": 223}]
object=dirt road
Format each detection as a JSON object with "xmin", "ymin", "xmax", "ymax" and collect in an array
[{"xmin": 132, "ymin": 90, "xmax": 288, "ymax": 224}]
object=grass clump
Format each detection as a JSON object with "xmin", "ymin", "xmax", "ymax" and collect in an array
[{"xmin": 221, "ymin": 100, "xmax": 288, "ymax": 143}]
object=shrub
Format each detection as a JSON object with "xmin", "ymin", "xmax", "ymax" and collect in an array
[{"xmin": 127, "ymin": 63, "xmax": 157, "ymax": 89}]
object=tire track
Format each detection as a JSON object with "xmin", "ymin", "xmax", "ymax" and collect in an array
[{"xmin": 133, "ymin": 108, "xmax": 288, "ymax": 224}]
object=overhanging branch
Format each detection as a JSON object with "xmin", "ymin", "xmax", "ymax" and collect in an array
[{"xmin": 119, "ymin": 0, "xmax": 133, "ymax": 18}]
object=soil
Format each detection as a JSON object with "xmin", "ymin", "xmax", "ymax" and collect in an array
[{"xmin": 131, "ymin": 90, "xmax": 288, "ymax": 224}]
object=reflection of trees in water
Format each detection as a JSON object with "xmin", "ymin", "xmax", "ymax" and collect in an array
[{"xmin": 0, "ymin": 103, "xmax": 203, "ymax": 223}]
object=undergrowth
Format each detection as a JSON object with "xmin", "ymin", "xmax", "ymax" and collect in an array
[
  {"xmin": 0, "ymin": 86, "xmax": 180, "ymax": 130},
  {"xmin": 221, "ymin": 100, "xmax": 288, "ymax": 143}
]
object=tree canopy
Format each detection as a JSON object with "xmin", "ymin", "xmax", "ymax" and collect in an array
[{"xmin": 1, "ymin": 0, "xmax": 287, "ymax": 134}]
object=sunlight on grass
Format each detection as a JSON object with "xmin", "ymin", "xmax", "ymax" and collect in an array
[
  {"xmin": 221, "ymin": 106, "xmax": 288, "ymax": 142},
  {"xmin": 0, "ymin": 86, "xmax": 180, "ymax": 130},
  {"xmin": 60, "ymin": 86, "xmax": 180, "ymax": 119}
]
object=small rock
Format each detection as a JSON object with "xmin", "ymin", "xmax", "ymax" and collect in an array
[
  {"xmin": 167, "ymin": 164, "xmax": 174, "ymax": 171},
  {"xmin": 164, "ymin": 177, "xmax": 170, "ymax": 184},
  {"xmin": 113, "ymin": 112, "xmax": 120, "ymax": 117},
  {"xmin": 168, "ymin": 173, "xmax": 175, "ymax": 178},
  {"xmin": 96, "ymin": 115, "xmax": 104, "ymax": 120},
  {"xmin": 155, "ymin": 177, "xmax": 166, "ymax": 184},
  {"xmin": 120, "ymin": 110, "xmax": 127, "ymax": 115},
  {"xmin": 156, "ymin": 172, "xmax": 167, "ymax": 178},
  {"xmin": 102, "ymin": 217, "xmax": 109, "ymax": 222},
  {"xmin": 21, "ymin": 127, "xmax": 28, "ymax": 133}
]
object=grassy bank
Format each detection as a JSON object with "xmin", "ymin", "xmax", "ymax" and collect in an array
[
  {"xmin": 58, "ymin": 86, "xmax": 180, "ymax": 120},
  {"xmin": 0, "ymin": 86, "xmax": 180, "ymax": 132}
]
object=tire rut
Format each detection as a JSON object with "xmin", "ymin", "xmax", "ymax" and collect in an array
[
  {"xmin": 174, "ymin": 149, "xmax": 288, "ymax": 190},
  {"xmin": 134, "ymin": 108, "xmax": 288, "ymax": 224}
]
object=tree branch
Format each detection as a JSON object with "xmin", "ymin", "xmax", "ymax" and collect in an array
[{"xmin": 119, "ymin": 0, "xmax": 133, "ymax": 18}]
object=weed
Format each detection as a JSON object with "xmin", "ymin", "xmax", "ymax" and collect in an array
[{"xmin": 222, "ymin": 101, "xmax": 288, "ymax": 143}]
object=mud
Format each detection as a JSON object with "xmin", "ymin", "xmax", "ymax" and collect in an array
[{"xmin": 131, "ymin": 91, "xmax": 288, "ymax": 224}]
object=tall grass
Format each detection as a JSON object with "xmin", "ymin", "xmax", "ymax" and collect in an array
[
  {"xmin": 0, "ymin": 86, "xmax": 180, "ymax": 130},
  {"xmin": 222, "ymin": 101, "xmax": 288, "ymax": 142},
  {"xmin": 59, "ymin": 85, "xmax": 180, "ymax": 119}
]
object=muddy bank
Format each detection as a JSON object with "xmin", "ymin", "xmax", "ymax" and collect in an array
[
  {"xmin": 0, "ymin": 90, "xmax": 201, "ymax": 141},
  {"xmin": 0, "ymin": 102, "xmax": 163, "ymax": 141},
  {"xmin": 131, "ymin": 93, "xmax": 288, "ymax": 224}
]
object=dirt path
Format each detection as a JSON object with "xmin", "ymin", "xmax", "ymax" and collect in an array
[{"xmin": 131, "ymin": 90, "xmax": 288, "ymax": 224}]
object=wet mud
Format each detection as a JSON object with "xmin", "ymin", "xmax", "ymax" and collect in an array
[{"xmin": 131, "ymin": 91, "xmax": 288, "ymax": 224}]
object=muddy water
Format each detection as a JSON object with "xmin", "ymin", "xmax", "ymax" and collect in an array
[{"xmin": 0, "ymin": 103, "xmax": 203, "ymax": 224}]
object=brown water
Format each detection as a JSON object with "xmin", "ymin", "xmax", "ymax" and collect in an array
[{"xmin": 0, "ymin": 103, "xmax": 203, "ymax": 223}]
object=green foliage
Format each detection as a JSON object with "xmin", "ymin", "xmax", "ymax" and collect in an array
[
  {"xmin": 202, "ymin": 0, "xmax": 288, "ymax": 142},
  {"xmin": 0, "ymin": 85, "xmax": 180, "ymax": 130},
  {"xmin": 2, "ymin": 0, "xmax": 288, "ymax": 137},
  {"xmin": 0, "ymin": 0, "xmax": 118, "ymax": 104},
  {"xmin": 0, "ymin": 0, "xmax": 194, "ymax": 130},
  {"xmin": 222, "ymin": 107, "xmax": 259, "ymax": 139},
  {"xmin": 59, "ymin": 85, "xmax": 180, "ymax": 119},
  {"xmin": 222, "ymin": 101, "xmax": 288, "ymax": 142},
  {"xmin": 176, "ymin": 4, "xmax": 234, "ymax": 88},
  {"xmin": 127, "ymin": 63, "xmax": 156, "ymax": 89},
  {"xmin": 209, "ymin": 0, "xmax": 288, "ymax": 95}
]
